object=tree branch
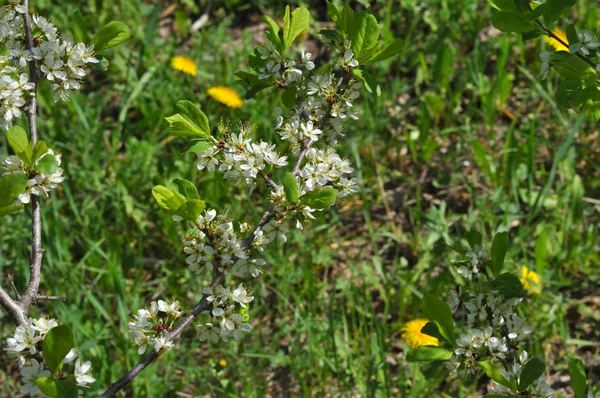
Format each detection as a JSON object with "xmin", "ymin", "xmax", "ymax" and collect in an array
[
  {"xmin": 0, "ymin": 286, "xmax": 27, "ymax": 326},
  {"xmin": 18, "ymin": 0, "xmax": 43, "ymax": 312}
]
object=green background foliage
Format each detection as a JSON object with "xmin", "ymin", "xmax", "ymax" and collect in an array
[{"xmin": 1, "ymin": 0, "xmax": 598, "ymax": 396}]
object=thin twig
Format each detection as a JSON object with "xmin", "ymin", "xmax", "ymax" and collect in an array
[
  {"xmin": 34, "ymin": 295, "xmax": 67, "ymax": 302},
  {"xmin": 18, "ymin": 0, "xmax": 43, "ymax": 312}
]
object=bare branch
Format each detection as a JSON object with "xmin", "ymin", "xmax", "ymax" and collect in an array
[
  {"xmin": 0, "ymin": 286, "xmax": 27, "ymax": 326},
  {"xmin": 18, "ymin": 0, "xmax": 44, "ymax": 312}
]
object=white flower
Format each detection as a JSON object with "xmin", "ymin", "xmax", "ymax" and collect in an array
[
  {"xmin": 20, "ymin": 359, "xmax": 50, "ymax": 396},
  {"xmin": 231, "ymin": 284, "xmax": 254, "ymax": 308},
  {"xmin": 157, "ymin": 300, "xmax": 182, "ymax": 318},
  {"xmin": 300, "ymin": 121, "xmax": 322, "ymax": 142},
  {"xmin": 74, "ymin": 358, "xmax": 95, "ymax": 386},
  {"xmin": 31, "ymin": 317, "xmax": 59, "ymax": 335},
  {"xmin": 341, "ymin": 49, "xmax": 359, "ymax": 68}
]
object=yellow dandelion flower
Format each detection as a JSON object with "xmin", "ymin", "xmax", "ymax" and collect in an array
[
  {"xmin": 219, "ymin": 359, "xmax": 227, "ymax": 367},
  {"xmin": 519, "ymin": 266, "xmax": 542, "ymax": 294},
  {"xmin": 545, "ymin": 28, "xmax": 569, "ymax": 52},
  {"xmin": 208, "ymin": 86, "xmax": 244, "ymax": 108},
  {"xmin": 171, "ymin": 56, "xmax": 197, "ymax": 76},
  {"xmin": 400, "ymin": 318, "xmax": 439, "ymax": 349}
]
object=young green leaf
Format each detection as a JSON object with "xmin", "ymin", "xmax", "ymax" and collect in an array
[
  {"xmin": 32, "ymin": 141, "xmax": 49, "ymax": 163},
  {"xmin": 352, "ymin": 69, "xmax": 381, "ymax": 96},
  {"xmin": 36, "ymin": 154, "xmax": 59, "ymax": 174},
  {"xmin": 282, "ymin": 6, "xmax": 310, "ymax": 54},
  {"xmin": 326, "ymin": 1, "xmax": 341, "ymax": 24},
  {"xmin": 487, "ymin": 0, "xmax": 519, "ymax": 12},
  {"xmin": 42, "ymin": 325, "xmax": 75, "ymax": 372},
  {"xmin": 490, "ymin": 273, "xmax": 526, "ymax": 298},
  {"xmin": 35, "ymin": 377, "xmax": 58, "ymax": 397},
  {"xmin": 519, "ymin": 358, "xmax": 546, "ymax": 391},
  {"xmin": 568, "ymin": 357, "xmax": 587, "ymax": 398},
  {"xmin": 566, "ymin": 24, "xmax": 578, "ymax": 47},
  {"xmin": 406, "ymin": 346, "xmax": 453, "ymax": 363},
  {"xmin": 301, "ymin": 187, "xmax": 338, "ymax": 209},
  {"xmin": 174, "ymin": 199, "xmax": 206, "ymax": 222},
  {"xmin": 348, "ymin": 12, "xmax": 379, "ymax": 61},
  {"xmin": 465, "ymin": 230, "xmax": 482, "ymax": 249},
  {"xmin": 421, "ymin": 321, "xmax": 443, "ymax": 340},
  {"xmin": 7, "ymin": 125, "xmax": 29, "ymax": 155},
  {"xmin": 283, "ymin": 172, "xmax": 299, "ymax": 203},
  {"xmin": 185, "ymin": 139, "xmax": 213, "ymax": 154},
  {"xmin": 479, "ymin": 359, "xmax": 515, "ymax": 390},
  {"xmin": 263, "ymin": 15, "xmax": 282, "ymax": 52},
  {"xmin": 368, "ymin": 38, "xmax": 405, "ymax": 63},
  {"xmin": 93, "ymin": 21, "xmax": 131, "ymax": 52},
  {"xmin": 422, "ymin": 294, "xmax": 455, "ymax": 345},
  {"xmin": 165, "ymin": 114, "xmax": 210, "ymax": 138},
  {"xmin": 176, "ymin": 100, "xmax": 210, "ymax": 136},
  {"xmin": 551, "ymin": 52, "xmax": 597, "ymax": 84},
  {"xmin": 542, "ymin": 0, "xmax": 576, "ymax": 24},
  {"xmin": 0, "ymin": 173, "xmax": 28, "ymax": 207},
  {"xmin": 71, "ymin": 9, "xmax": 86, "ymax": 43},
  {"xmin": 56, "ymin": 380, "xmax": 79, "ymax": 397},
  {"xmin": 491, "ymin": 231, "xmax": 509, "ymax": 276},
  {"xmin": 0, "ymin": 204, "xmax": 24, "ymax": 217},
  {"xmin": 152, "ymin": 185, "xmax": 186, "ymax": 212},
  {"xmin": 170, "ymin": 178, "xmax": 200, "ymax": 201},
  {"xmin": 492, "ymin": 12, "xmax": 536, "ymax": 33}
]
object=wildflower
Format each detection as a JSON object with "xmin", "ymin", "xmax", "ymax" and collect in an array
[
  {"xmin": 74, "ymin": 358, "xmax": 95, "ymax": 387},
  {"xmin": 544, "ymin": 28, "xmax": 568, "ymax": 51},
  {"xmin": 207, "ymin": 86, "xmax": 243, "ymax": 108},
  {"xmin": 219, "ymin": 358, "xmax": 228, "ymax": 367},
  {"xmin": 171, "ymin": 55, "xmax": 197, "ymax": 76},
  {"xmin": 400, "ymin": 318, "xmax": 439, "ymax": 349},
  {"xmin": 20, "ymin": 359, "xmax": 50, "ymax": 396},
  {"xmin": 519, "ymin": 266, "xmax": 541, "ymax": 294}
]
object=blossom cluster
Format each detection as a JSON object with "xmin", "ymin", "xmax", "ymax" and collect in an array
[
  {"xmin": 134, "ymin": 24, "xmax": 367, "ymax": 353},
  {"xmin": 196, "ymin": 283, "xmax": 253, "ymax": 343},
  {"xmin": 3, "ymin": 317, "xmax": 95, "ymax": 396},
  {"xmin": 0, "ymin": 0, "xmax": 98, "ymax": 129},
  {"xmin": 1, "ymin": 149, "xmax": 65, "ymax": 204},
  {"xmin": 128, "ymin": 299, "xmax": 183, "ymax": 354},
  {"xmin": 447, "ymin": 254, "xmax": 554, "ymax": 397}
]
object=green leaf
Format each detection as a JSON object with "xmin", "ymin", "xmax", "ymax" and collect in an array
[
  {"xmin": 282, "ymin": 6, "xmax": 309, "ymax": 54},
  {"xmin": 0, "ymin": 173, "xmax": 28, "ymax": 207},
  {"xmin": 319, "ymin": 29, "xmax": 343, "ymax": 44},
  {"xmin": 348, "ymin": 12, "xmax": 379, "ymax": 61},
  {"xmin": 566, "ymin": 24, "xmax": 578, "ymax": 47},
  {"xmin": 36, "ymin": 154, "xmax": 59, "ymax": 174},
  {"xmin": 283, "ymin": 172, "xmax": 299, "ymax": 204},
  {"xmin": 165, "ymin": 114, "xmax": 209, "ymax": 138},
  {"xmin": 170, "ymin": 178, "xmax": 200, "ymax": 201},
  {"xmin": 568, "ymin": 358, "xmax": 587, "ymax": 398},
  {"xmin": 582, "ymin": 97, "xmax": 600, "ymax": 122},
  {"xmin": 93, "ymin": 21, "xmax": 131, "ymax": 52},
  {"xmin": 282, "ymin": 85, "xmax": 298, "ymax": 110},
  {"xmin": 551, "ymin": 52, "xmax": 598, "ymax": 84},
  {"xmin": 465, "ymin": 230, "xmax": 482, "ymax": 249},
  {"xmin": 0, "ymin": 204, "xmax": 24, "ymax": 217},
  {"xmin": 152, "ymin": 185, "xmax": 186, "ymax": 212},
  {"xmin": 71, "ymin": 9, "xmax": 86, "ymax": 43},
  {"xmin": 263, "ymin": 15, "xmax": 282, "ymax": 52},
  {"xmin": 35, "ymin": 377, "xmax": 58, "ymax": 397},
  {"xmin": 244, "ymin": 83, "xmax": 271, "ymax": 99},
  {"xmin": 352, "ymin": 69, "xmax": 381, "ymax": 96},
  {"xmin": 368, "ymin": 38, "xmax": 405, "ymax": 63},
  {"xmin": 487, "ymin": 0, "xmax": 518, "ymax": 11},
  {"xmin": 7, "ymin": 125, "xmax": 29, "ymax": 155},
  {"xmin": 421, "ymin": 321, "xmax": 443, "ymax": 340},
  {"xmin": 491, "ymin": 232, "xmax": 509, "ymax": 276},
  {"xmin": 185, "ymin": 139, "xmax": 213, "ymax": 154},
  {"xmin": 300, "ymin": 187, "xmax": 338, "ymax": 209},
  {"xmin": 479, "ymin": 359, "xmax": 514, "ymax": 390},
  {"xmin": 422, "ymin": 294, "xmax": 455, "ymax": 345},
  {"xmin": 32, "ymin": 140, "xmax": 49, "ymax": 163},
  {"xmin": 56, "ymin": 379, "xmax": 79, "ymax": 397},
  {"xmin": 519, "ymin": 358, "xmax": 546, "ymax": 391},
  {"xmin": 406, "ymin": 346, "xmax": 453, "ymax": 363},
  {"xmin": 42, "ymin": 325, "xmax": 75, "ymax": 372},
  {"xmin": 341, "ymin": 3, "xmax": 354, "ymax": 36},
  {"xmin": 326, "ymin": 1, "xmax": 341, "ymax": 24},
  {"xmin": 491, "ymin": 273, "xmax": 526, "ymax": 298},
  {"xmin": 176, "ymin": 100, "xmax": 210, "ymax": 136},
  {"xmin": 542, "ymin": 0, "xmax": 576, "ymax": 24},
  {"xmin": 492, "ymin": 12, "xmax": 537, "ymax": 33},
  {"xmin": 174, "ymin": 199, "xmax": 206, "ymax": 222}
]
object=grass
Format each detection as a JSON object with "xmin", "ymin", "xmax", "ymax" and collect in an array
[{"xmin": 1, "ymin": 0, "xmax": 599, "ymax": 396}]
